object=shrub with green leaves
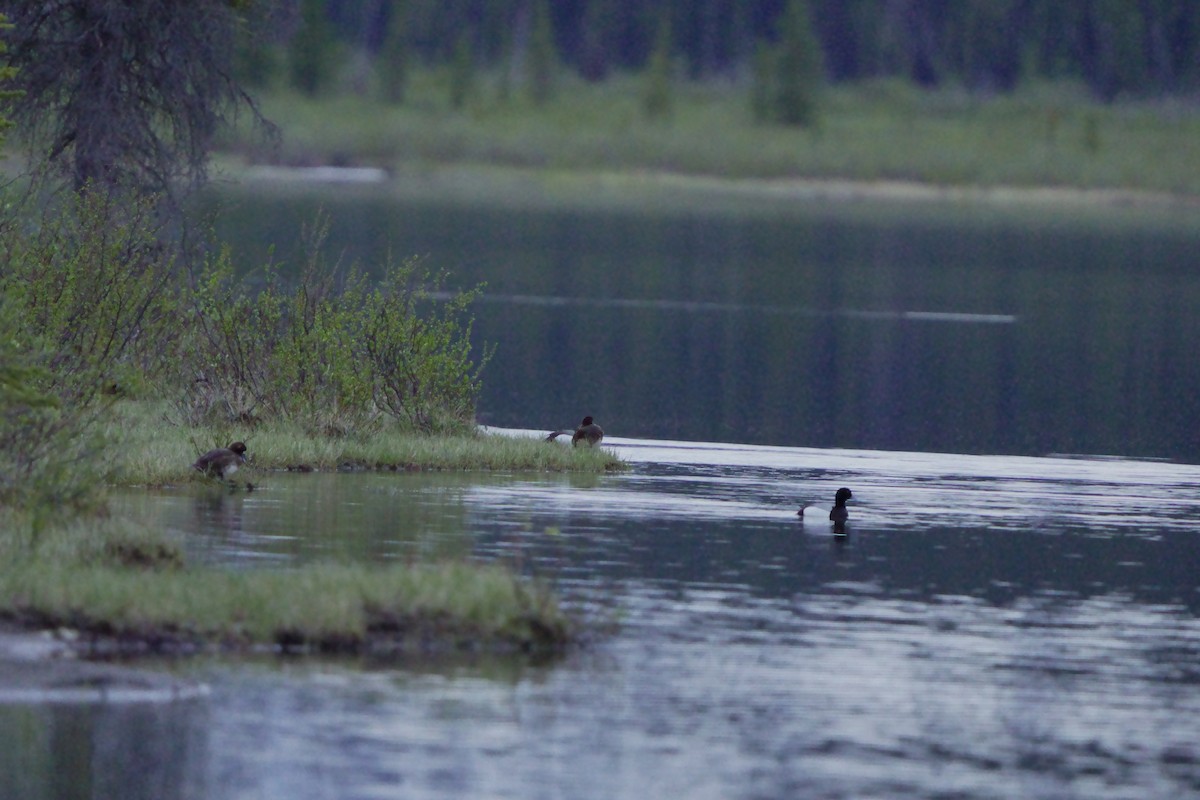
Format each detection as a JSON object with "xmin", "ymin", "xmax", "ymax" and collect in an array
[
  {"xmin": 0, "ymin": 296, "xmax": 108, "ymax": 526},
  {"xmin": 175, "ymin": 225, "xmax": 490, "ymax": 436},
  {"xmin": 180, "ymin": 239, "xmax": 373, "ymax": 435},
  {"xmin": 0, "ymin": 192, "xmax": 182, "ymax": 524},
  {"xmin": 0, "ymin": 191, "xmax": 182, "ymax": 407},
  {"xmin": 360, "ymin": 259, "xmax": 492, "ymax": 433}
]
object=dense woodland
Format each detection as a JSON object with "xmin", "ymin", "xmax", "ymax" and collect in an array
[{"xmin": 300, "ymin": 0, "xmax": 1200, "ymax": 99}]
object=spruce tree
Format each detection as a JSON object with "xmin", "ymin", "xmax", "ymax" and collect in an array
[
  {"xmin": 1, "ymin": 1, "xmax": 272, "ymax": 200},
  {"xmin": 379, "ymin": 0, "xmax": 409, "ymax": 105},
  {"xmin": 643, "ymin": 12, "xmax": 673, "ymax": 120},
  {"xmin": 750, "ymin": 41, "xmax": 777, "ymax": 124},
  {"xmin": 290, "ymin": 0, "xmax": 335, "ymax": 97},
  {"xmin": 774, "ymin": 0, "xmax": 824, "ymax": 126},
  {"xmin": 527, "ymin": 0, "xmax": 556, "ymax": 106},
  {"xmin": 580, "ymin": 0, "xmax": 615, "ymax": 82},
  {"xmin": 449, "ymin": 31, "xmax": 475, "ymax": 110}
]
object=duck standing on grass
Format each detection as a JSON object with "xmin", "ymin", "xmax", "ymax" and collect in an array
[
  {"xmin": 797, "ymin": 487, "xmax": 854, "ymax": 532},
  {"xmin": 193, "ymin": 442, "xmax": 248, "ymax": 480},
  {"xmin": 546, "ymin": 416, "xmax": 604, "ymax": 447}
]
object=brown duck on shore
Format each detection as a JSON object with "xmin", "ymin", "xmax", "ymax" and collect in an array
[
  {"xmin": 193, "ymin": 442, "xmax": 248, "ymax": 479},
  {"xmin": 546, "ymin": 416, "xmax": 604, "ymax": 447}
]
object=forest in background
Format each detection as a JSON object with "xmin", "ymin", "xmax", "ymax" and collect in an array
[{"xmin": 264, "ymin": 0, "xmax": 1200, "ymax": 101}]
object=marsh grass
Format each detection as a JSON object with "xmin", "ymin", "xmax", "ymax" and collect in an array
[
  {"xmin": 0, "ymin": 397, "xmax": 614, "ymax": 652},
  {"xmin": 0, "ymin": 559, "xmax": 569, "ymax": 653},
  {"xmin": 222, "ymin": 73, "xmax": 1200, "ymax": 196},
  {"xmin": 0, "ymin": 509, "xmax": 185, "ymax": 569},
  {"xmin": 1, "ymin": 424, "xmax": 583, "ymax": 654},
  {"xmin": 106, "ymin": 401, "xmax": 623, "ymax": 485}
]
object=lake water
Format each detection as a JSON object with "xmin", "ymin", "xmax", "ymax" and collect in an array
[
  {"xmin": 210, "ymin": 181, "xmax": 1200, "ymax": 462},
  {"xmin": 5, "ymin": 185, "xmax": 1200, "ymax": 799},
  {"xmin": 6, "ymin": 436, "xmax": 1200, "ymax": 800}
]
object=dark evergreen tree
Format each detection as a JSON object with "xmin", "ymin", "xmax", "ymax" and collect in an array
[
  {"xmin": 379, "ymin": 0, "xmax": 409, "ymax": 104},
  {"xmin": 449, "ymin": 30, "xmax": 475, "ymax": 109},
  {"xmin": 1088, "ymin": 0, "xmax": 1148, "ymax": 100},
  {"xmin": 527, "ymin": 0, "xmax": 557, "ymax": 106},
  {"xmin": 580, "ymin": 0, "xmax": 616, "ymax": 81},
  {"xmin": 774, "ymin": 0, "xmax": 823, "ymax": 126},
  {"xmin": 751, "ymin": 39, "xmax": 780, "ymax": 124},
  {"xmin": 0, "ymin": 0, "xmax": 272, "ymax": 200},
  {"xmin": 642, "ymin": 11, "xmax": 673, "ymax": 120},
  {"xmin": 290, "ymin": 0, "xmax": 337, "ymax": 96}
]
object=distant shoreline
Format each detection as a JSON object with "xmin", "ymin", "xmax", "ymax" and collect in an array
[{"xmin": 223, "ymin": 160, "xmax": 1200, "ymax": 222}]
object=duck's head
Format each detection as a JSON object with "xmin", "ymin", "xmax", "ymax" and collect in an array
[
  {"xmin": 580, "ymin": 416, "xmax": 594, "ymax": 426},
  {"xmin": 229, "ymin": 442, "xmax": 248, "ymax": 459},
  {"xmin": 834, "ymin": 487, "xmax": 853, "ymax": 506}
]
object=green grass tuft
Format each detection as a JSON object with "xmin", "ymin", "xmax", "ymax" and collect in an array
[
  {"xmin": 0, "ymin": 560, "xmax": 569, "ymax": 654},
  {"xmin": 102, "ymin": 400, "xmax": 625, "ymax": 486}
]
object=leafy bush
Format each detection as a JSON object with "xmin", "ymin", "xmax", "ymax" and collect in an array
[
  {"xmin": 0, "ymin": 192, "xmax": 182, "ymax": 525},
  {"xmin": 179, "ymin": 237, "xmax": 374, "ymax": 435},
  {"xmin": 175, "ymin": 223, "xmax": 490, "ymax": 436},
  {"xmin": 360, "ymin": 259, "xmax": 492, "ymax": 433},
  {"xmin": 0, "ymin": 297, "xmax": 109, "ymax": 527},
  {"xmin": 0, "ymin": 191, "xmax": 181, "ymax": 407},
  {"xmin": 0, "ymin": 187, "xmax": 493, "ymax": 526}
]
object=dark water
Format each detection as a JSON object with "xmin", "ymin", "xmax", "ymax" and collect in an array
[
  {"xmin": 210, "ymin": 184, "xmax": 1200, "ymax": 461},
  {"xmin": 6, "ymin": 438, "xmax": 1200, "ymax": 799}
]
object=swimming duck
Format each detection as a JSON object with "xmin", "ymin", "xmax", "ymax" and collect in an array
[
  {"xmin": 193, "ymin": 442, "xmax": 248, "ymax": 479},
  {"xmin": 797, "ymin": 487, "xmax": 854, "ymax": 524},
  {"xmin": 546, "ymin": 416, "xmax": 604, "ymax": 447},
  {"xmin": 829, "ymin": 487, "xmax": 853, "ymax": 523}
]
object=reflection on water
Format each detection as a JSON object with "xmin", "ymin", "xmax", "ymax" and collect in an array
[
  {"xmin": 7, "ymin": 438, "xmax": 1199, "ymax": 799},
  {"xmin": 0, "ymin": 699, "xmax": 208, "ymax": 800}
]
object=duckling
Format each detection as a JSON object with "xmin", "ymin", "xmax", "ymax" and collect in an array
[
  {"xmin": 193, "ymin": 442, "xmax": 248, "ymax": 480},
  {"xmin": 546, "ymin": 416, "xmax": 604, "ymax": 447},
  {"xmin": 797, "ymin": 487, "xmax": 854, "ymax": 525}
]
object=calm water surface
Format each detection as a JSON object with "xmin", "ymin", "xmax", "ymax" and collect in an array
[
  {"xmin": 211, "ymin": 185, "xmax": 1200, "ymax": 461},
  {"xmin": 7, "ymin": 437, "xmax": 1200, "ymax": 800}
]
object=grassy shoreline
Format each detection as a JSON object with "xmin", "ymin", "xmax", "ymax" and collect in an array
[
  {"xmin": 0, "ymin": 560, "xmax": 569, "ymax": 657},
  {"xmin": 0, "ymin": 403, "xmax": 621, "ymax": 658},
  {"xmin": 218, "ymin": 158, "xmax": 1200, "ymax": 238},
  {"xmin": 108, "ymin": 401, "xmax": 624, "ymax": 486},
  {"xmin": 218, "ymin": 75, "xmax": 1200, "ymax": 199}
]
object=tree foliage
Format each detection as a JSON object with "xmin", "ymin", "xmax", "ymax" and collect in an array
[
  {"xmin": 526, "ymin": 0, "xmax": 557, "ymax": 106},
  {"xmin": 0, "ymin": 0, "xmax": 272, "ymax": 200},
  {"xmin": 0, "ymin": 12, "xmax": 17, "ymax": 140},
  {"xmin": 0, "ymin": 192, "xmax": 182, "ymax": 519},
  {"xmin": 290, "ymin": 0, "xmax": 337, "ymax": 96},
  {"xmin": 642, "ymin": 12, "xmax": 674, "ymax": 121},
  {"xmin": 302, "ymin": 0, "xmax": 1200, "ymax": 101},
  {"xmin": 379, "ymin": 0, "xmax": 410, "ymax": 104},
  {"xmin": 449, "ymin": 30, "xmax": 476, "ymax": 109},
  {"xmin": 774, "ymin": 0, "xmax": 823, "ymax": 126}
]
